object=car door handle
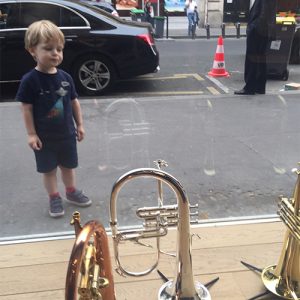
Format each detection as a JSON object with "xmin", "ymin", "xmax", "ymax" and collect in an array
[{"xmin": 65, "ymin": 35, "xmax": 77, "ymax": 41}]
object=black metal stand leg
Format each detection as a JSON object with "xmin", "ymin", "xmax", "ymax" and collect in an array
[
  {"xmin": 248, "ymin": 290, "xmax": 270, "ymax": 300},
  {"xmin": 157, "ymin": 269, "xmax": 168, "ymax": 282},
  {"xmin": 240, "ymin": 261, "xmax": 270, "ymax": 300},
  {"xmin": 240, "ymin": 260, "xmax": 263, "ymax": 273},
  {"xmin": 204, "ymin": 277, "xmax": 219, "ymax": 289}
]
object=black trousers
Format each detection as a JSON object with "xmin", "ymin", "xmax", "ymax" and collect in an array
[
  {"xmin": 290, "ymin": 29, "xmax": 300, "ymax": 64},
  {"xmin": 244, "ymin": 26, "xmax": 269, "ymax": 93}
]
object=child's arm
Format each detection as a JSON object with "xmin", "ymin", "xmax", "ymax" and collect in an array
[
  {"xmin": 21, "ymin": 103, "xmax": 42, "ymax": 150},
  {"xmin": 72, "ymin": 98, "xmax": 85, "ymax": 142}
]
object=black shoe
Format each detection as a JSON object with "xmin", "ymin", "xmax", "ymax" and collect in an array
[
  {"xmin": 255, "ymin": 90, "xmax": 266, "ymax": 94},
  {"xmin": 234, "ymin": 89, "xmax": 255, "ymax": 95}
]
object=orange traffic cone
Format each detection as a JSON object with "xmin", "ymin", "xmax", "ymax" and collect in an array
[{"xmin": 208, "ymin": 36, "xmax": 229, "ymax": 77}]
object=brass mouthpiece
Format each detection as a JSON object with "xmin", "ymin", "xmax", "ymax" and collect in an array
[{"xmin": 70, "ymin": 211, "xmax": 83, "ymax": 237}]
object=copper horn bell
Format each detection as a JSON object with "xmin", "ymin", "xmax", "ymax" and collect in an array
[
  {"xmin": 109, "ymin": 167, "xmax": 211, "ymax": 300},
  {"xmin": 65, "ymin": 211, "xmax": 116, "ymax": 300},
  {"xmin": 262, "ymin": 166, "xmax": 300, "ymax": 299}
]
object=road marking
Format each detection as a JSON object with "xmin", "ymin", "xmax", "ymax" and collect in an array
[
  {"xmin": 124, "ymin": 73, "xmax": 204, "ymax": 81},
  {"xmin": 130, "ymin": 91, "xmax": 204, "ymax": 95},
  {"xmin": 113, "ymin": 73, "xmax": 228, "ymax": 96},
  {"xmin": 176, "ymin": 73, "xmax": 205, "ymax": 81},
  {"xmin": 129, "ymin": 74, "xmax": 186, "ymax": 81},
  {"xmin": 207, "ymin": 86, "xmax": 220, "ymax": 95},
  {"xmin": 205, "ymin": 75, "xmax": 229, "ymax": 93},
  {"xmin": 207, "ymin": 99, "xmax": 213, "ymax": 109},
  {"xmin": 277, "ymin": 94, "xmax": 287, "ymax": 106}
]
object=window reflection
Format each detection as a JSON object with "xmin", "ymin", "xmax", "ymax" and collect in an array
[
  {"xmin": 1, "ymin": 95, "xmax": 299, "ymax": 242},
  {"xmin": 100, "ymin": 98, "xmax": 151, "ymax": 171}
]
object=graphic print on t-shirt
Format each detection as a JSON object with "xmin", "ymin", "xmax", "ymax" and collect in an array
[
  {"xmin": 46, "ymin": 97, "xmax": 64, "ymax": 120},
  {"xmin": 46, "ymin": 85, "xmax": 68, "ymax": 121}
]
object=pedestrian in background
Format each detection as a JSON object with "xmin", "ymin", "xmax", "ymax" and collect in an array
[
  {"xmin": 191, "ymin": 5, "xmax": 199, "ymax": 39},
  {"xmin": 234, "ymin": 0, "xmax": 276, "ymax": 95},
  {"xmin": 16, "ymin": 20, "xmax": 92, "ymax": 218},
  {"xmin": 144, "ymin": 0, "xmax": 154, "ymax": 27},
  {"xmin": 185, "ymin": 0, "xmax": 197, "ymax": 37}
]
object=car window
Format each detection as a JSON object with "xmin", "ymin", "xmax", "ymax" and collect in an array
[
  {"xmin": 0, "ymin": 3, "xmax": 19, "ymax": 29},
  {"xmin": 17, "ymin": 3, "xmax": 87, "ymax": 28},
  {"xmin": 19, "ymin": 3, "xmax": 60, "ymax": 27},
  {"xmin": 60, "ymin": 6, "xmax": 87, "ymax": 27}
]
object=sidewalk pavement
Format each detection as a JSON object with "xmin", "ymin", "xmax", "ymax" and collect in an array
[
  {"xmin": 163, "ymin": 16, "xmax": 247, "ymax": 39},
  {"xmin": 126, "ymin": 16, "xmax": 247, "ymax": 39}
]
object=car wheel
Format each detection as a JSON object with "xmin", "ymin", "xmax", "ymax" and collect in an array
[{"xmin": 72, "ymin": 55, "xmax": 116, "ymax": 96}]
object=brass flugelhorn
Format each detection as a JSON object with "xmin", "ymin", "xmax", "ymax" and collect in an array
[
  {"xmin": 261, "ymin": 166, "xmax": 300, "ymax": 299},
  {"xmin": 65, "ymin": 211, "xmax": 116, "ymax": 300},
  {"xmin": 109, "ymin": 166, "xmax": 211, "ymax": 299}
]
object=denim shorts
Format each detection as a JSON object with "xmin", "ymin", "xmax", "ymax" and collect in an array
[{"xmin": 34, "ymin": 136, "xmax": 78, "ymax": 173}]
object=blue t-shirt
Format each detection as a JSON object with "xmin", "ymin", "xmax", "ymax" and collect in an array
[{"xmin": 16, "ymin": 69, "xmax": 78, "ymax": 141}]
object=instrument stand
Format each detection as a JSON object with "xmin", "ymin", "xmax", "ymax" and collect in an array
[
  {"xmin": 157, "ymin": 270, "xmax": 219, "ymax": 289},
  {"xmin": 240, "ymin": 261, "xmax": 271, "ymax": 300}
]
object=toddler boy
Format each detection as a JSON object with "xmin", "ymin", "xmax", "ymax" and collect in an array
[{"xmin": 16, "ymin": 20, "xmax": 92, "ymax": 217}]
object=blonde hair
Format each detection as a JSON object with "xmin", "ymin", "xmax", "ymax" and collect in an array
[{"xmin": 24, "ymin": 20, "xmax": 65, "ymax": 50}]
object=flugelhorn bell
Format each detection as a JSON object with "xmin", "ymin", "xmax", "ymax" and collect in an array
[
  {"xmin": 261, "ymin": 167, "xmax": 300, "ymax": 299},
  {"xmin": 65, "ymin": 211, "xmax": 116, "ymax": 300},
  {"xmin": 109, "ymin": 167, "xmax": 211, "ymax": 300}
]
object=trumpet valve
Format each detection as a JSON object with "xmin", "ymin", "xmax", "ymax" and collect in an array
[{"xmin": 137, "ymin": 203, "xmax": 199, "ymax": 228}]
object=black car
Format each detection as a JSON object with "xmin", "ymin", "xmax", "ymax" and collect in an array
[{"xmin": 0, "ymin": 0, "xmax": 159, "ymax": 95}]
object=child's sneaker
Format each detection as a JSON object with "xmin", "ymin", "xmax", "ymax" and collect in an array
[
  {"xmin": 49, "ymin": 196, "xmax": 65, "ymax": 218},
  {"xmin": 65, "ymin": 189, "xmax": 92, "ymax": 207}
]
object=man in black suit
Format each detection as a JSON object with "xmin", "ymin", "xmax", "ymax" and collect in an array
[{"xmin": 235, "ymin": 0, "xmax": 276, "ymax": 95}]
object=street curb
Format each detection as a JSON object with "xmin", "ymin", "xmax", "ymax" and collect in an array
[{"xmin": 156, "ymin": 34, "xmax": 247, "ymax": 40}]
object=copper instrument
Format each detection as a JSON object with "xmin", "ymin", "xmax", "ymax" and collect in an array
[{"xmin": 65, "ymin": 212, "xmax": 116, "ymax": 300}]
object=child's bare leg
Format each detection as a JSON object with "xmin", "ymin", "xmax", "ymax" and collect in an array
[
  {"xmin": 59, "ymin": 165, "xmax": 76, "ymax": 191},
  {"xmin": 43, "ymin": 168, "xmax": 58, "ymax": 196}
]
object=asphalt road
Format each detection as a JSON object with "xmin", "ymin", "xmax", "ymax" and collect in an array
[
  {"xmin": 1, "ymin": 39, "xmax": 300, "ymax": 242},
  {"xmin": 1, "ymin": 39, "xmax": 299, "ymax": 100}
]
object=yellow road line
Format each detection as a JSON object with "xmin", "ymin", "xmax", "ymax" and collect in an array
[
  {"xmin": 135, "ymin": 74, "xmax": 187, "ymax": 81},
  {"xmin": 128, "ymin": 73, "xmax": 204, "ymax": 81},
  {"xmin": 177, "ymin": 73, "xmax": 205, "ymax": 81},
  {"xmin": 193, "ymin": 74, "xmax": 205, "ymax": 81},
  {"xmin": 207, "ymin": 86, "xmax": 220, "ymax": 95},
  {"xmin": 131, "ymin": 91, "xmax": 204, "ymax": 95}
]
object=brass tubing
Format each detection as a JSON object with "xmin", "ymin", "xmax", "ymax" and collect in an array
[
  {"xmin": 279, "ymin": 201, "xmax": 300, "ymax": 240},
  {"xmin": 279, "ymin": 202, "xmax": 300, "ymax": 229},
  {"xmin": 109, "ymin": 168, "xmax": 210, "ymax": 299},
  {"xmin": 264, "ymin": 167, "xmax": 300, "ymax": 299}
]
